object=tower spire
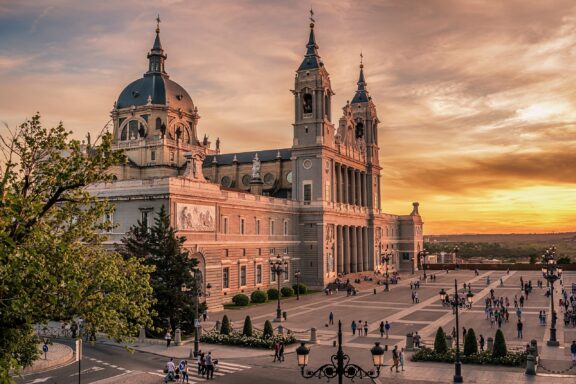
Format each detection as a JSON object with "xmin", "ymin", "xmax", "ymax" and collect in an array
[
  {"xmin": 146, "ymin": 15, "xmax": 167, "ymax": 76},
  {"xmin": 298, "ymin": 9, "xmax": 321, "ymax": 71},
  {"xmin": 351, "ymin": 53, "xmax": 369, "ymax": 104}
]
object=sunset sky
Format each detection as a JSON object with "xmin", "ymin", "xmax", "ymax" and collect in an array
[{"xmin": 1, "ymin": 0, "xmax": 576, "ymax": 234}]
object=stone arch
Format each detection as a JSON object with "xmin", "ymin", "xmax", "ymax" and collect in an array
[{"xmin": 118, "ymin": 115, "xmax": 149, "ymax": 141}]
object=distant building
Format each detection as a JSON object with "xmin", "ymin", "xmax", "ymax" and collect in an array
[{"xmin": 88, "ymin": 17, "xmax": 424, "ymax": 310}]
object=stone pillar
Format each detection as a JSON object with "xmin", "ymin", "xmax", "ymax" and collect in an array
[
  {"xmin": 337, "ymin": 226, "xmax": 344, "ymax": 274},
  {"xmin": 487, "ymin": 337, "xmax": 494, "ymax": 352},
  {"xmin": 357, "ymin": 226, "xmax": 364, "ymax": 272},
  {"xmin": 351, "ymin": 168, "xmax": 356, "ymax": 206},
  {"xmin": 339, "ymin": 165, "xmax": 344, "ymax": 203},
  {"xmin": 362, "ymin": 173, "xmax": 368, "ymax": 207},
  {"xmin": 343, "ymin": 226, "xmax": 350, "ymax": 274},
  {"xmin": 174, "ymin": 328, "xmax": 182, "ymax": 346},
  {"xmin": 356, "ymin": 171, "xmax": 362, "ymax": 206},
  {"xmin": 445, "ymin": 335, "xmax": 453, "ymax": 348},
  {"xmin": 405, "ymin": 333, "xmax": 414, "ymax": 351},
  {"xmin": 310, "ymin": 328, "xmax": 318, "ymax": 343},
  {"xmin": 343, "ymin": 166, "xmax": 349, "ymax": 204},
  {"xmin": 335, "ymin": 163, "xmax": 340, "ymax": 203},
  {"xmin": 351, "ymin": 226, "xmax": 357, "ymax": 273},
  {"xmin": 363, "ymin": 227, "xmax": 369, "ymax": 271}
]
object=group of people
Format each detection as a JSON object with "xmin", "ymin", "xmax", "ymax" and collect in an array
[
  {"xmin": 273, "ymin": 341, "xmax": 285, "ymax": 362},
  {"xmin": 350, "ymin": 320, "xmax": 370, "ymax": 336},
  {"xmin": 164, "ymin": 358, "xmax": 192, "ymax": 383}
]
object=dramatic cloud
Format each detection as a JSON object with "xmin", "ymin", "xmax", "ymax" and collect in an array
[{"xmin": 1, "ymin": 0, "xmax": 576, "ymax": 234}]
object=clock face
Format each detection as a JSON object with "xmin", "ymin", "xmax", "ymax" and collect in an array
[
  {"xmin": 303, "ymin": 159, "xmax": 312, "ymax": 170},
  {"xmin": 242, "ymin": 174, "xmax": 251, "ymax": 187},
  {"xmin": 286, "ymin": 171, "xmax": 293, "ymax": 184},
  {"xmin": 264, "ymin": 173, "xmax": 275, "ymax": 185}
]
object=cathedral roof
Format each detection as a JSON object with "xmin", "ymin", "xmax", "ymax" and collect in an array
[
  {"xmin": 351, "ymin": 59, "xmax": 370, "ymax": 104},
  {"xmin": 298, "ymin": 18, "xmax": 322, "ymax": 71},
  {"xmin": 116, "ymin": 18, "xmax": 195, "ymax": 113},
  {"xmin": 202, "ymin": 148, "xmax": 291, "ymax": 166}
]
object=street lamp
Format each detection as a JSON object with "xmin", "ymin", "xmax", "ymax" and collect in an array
[
  {"xmin": 380, "ymin": 251, "xmax": 392, "ymax": 291},
  {"xmin": 418, "ymin": 250, "xmax": 429, "ymax": 279},
  {"xmin": 270, "ymin": 254, "xmax": 290, "ymax": 322},
  {"xmin": 439, "ymin": 279, "xmax": 469, "ymax": 383},
  {"xmin": 294, "ymin": 270, "xmax": 302, "ymax": 300},
  {"xmin": 189, "ymin": 268, "xmax": 211, "ymax": 358},
  {"xmin": 542, "ymin": 246, "xmax": 562, "ymax": 347},
  {"xmin": 296, "ymin": 321, "xmax": 384, "ymax": 384}
]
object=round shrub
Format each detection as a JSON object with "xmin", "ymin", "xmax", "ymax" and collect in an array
[
  {"xmin": 250, "ymin": 290, "xmax": 267, "ymax": 303},
  {"xmin": 281, "ymin": 287, "xmax": 294, "ymax": 297},
  {"xmin": 293, "ymin": 283, "xmax": 307, "ymax": 294},
  {"xmin": 434, "ymin": 327, "xmax": 447, "ymax": 354},
  {"xmin": 232, "ymin": 293, "xmax": 249, "ymax": 306},
  {"xmin": 267, "ymin": 288, "xmax": 279, "ymax": 300}
]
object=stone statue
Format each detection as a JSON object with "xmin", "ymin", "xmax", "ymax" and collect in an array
[
  {"xmin": 251, "ymin": 153, "xmax": 261, "ymax": 179},
  {"xmin": 216, "ymin": 137, "xmax": 220, "ymax": 151}
]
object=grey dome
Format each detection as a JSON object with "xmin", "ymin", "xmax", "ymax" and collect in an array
[{"xmin": 116, "ymin": 74, "xmax": 195, "ymax": 113}]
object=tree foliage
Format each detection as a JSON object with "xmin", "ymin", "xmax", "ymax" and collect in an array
[
  {"xmin": 263, "ymin": 320, "xmax": 274, "ymax": 339},
  {"xmin": 463, "ymin": 328, "xmax": 478, "ymax": 356},
  {"xmin": 118, "ymin": 206, "xmax": 199, "ymax": 333},
  {"xmin": 242, "ymin": 316, "xmax": 253, "ymax": 337},
  {"xmin": 220, "ymin": 315, "xmax": 232, "ymax": 335},
  {"xmin": 492, "ymin": 329, "xmax": 507, "ymax": 358},
  {"xmin": 0, "ymin": 114, "xmax": 154, "ymax": 380},
  {"xmin": 434, "ymin": 327, "xmax": 447, "ymax": 354}
]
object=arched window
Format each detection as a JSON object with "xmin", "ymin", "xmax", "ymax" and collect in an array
[
  {"xmin": 355, "ymin": 121, "xmax": 364, "ymax": 139},
  {"xmin": 303, "ymin": 93, "xmax": 313, "ymax": 114},
  {"xmin": 128, "ymin": 120, "xmax": 139, "ymax": 140},
  {"xmin": 120, "ymin": 126, "xmax": 127, "ymax": 141},
  {"xmin": 324, "ymin": 93, "xmax": 330, "ymax": 119},
  {"xmin": 156, "ymin": 117, "xmax": 162, "ymax": 131}
]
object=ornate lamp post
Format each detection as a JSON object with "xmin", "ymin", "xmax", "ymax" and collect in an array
[
  {"xmin": 439, "ymin": 279, "xmax": 472, "ymax": 383},
  {"xmin": 296, "ymin": 321, "xmax": 384, "ymax": 384},
  {"xmin": 189, "ymin": 268, "xmax": 211, "ymax": 358},
  {"xmin": 418, "ymin": 250, "xmax": 429, "ymax": 279},
  {"xmin": 542, "ymin": 246, "xmax": 562, "ymax": 347},
  {"xmin": 381, "ymin": 251, "xmax": 392, "ymax": 291},
  {"xmin": 270, "ymin": 254, "xmax": 290, "ymax": 322},
  {"xmin": 294, "ymin": 270, "xmax": 302, "ymax": 300}
]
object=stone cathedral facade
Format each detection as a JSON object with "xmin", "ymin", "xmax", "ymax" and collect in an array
[{"xmin": 88, "ymin": 18, "xmax": 424, "ymax": 311}]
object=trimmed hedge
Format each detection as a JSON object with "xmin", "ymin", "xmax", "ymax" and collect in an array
[
  {"xmin": 267, "ymin": 288, "xmax": 279, "ymax": 300},
  {"xmin": 232, "ymin": 294, "xmax": 249, "ymax": 306},
  {"xmin": 263, "ymin": 320, "xmax": 274, "ymax": 339},
  {"xmin": 464, "ymin": 328, "xmax": 478, "ymax": 356},
  {"xmin": 493, "ymin": 329, "xmax": 507, "ymax": 358},
  {"xmin": 293, "ymin": 283, "xmax": 307, "ymax": 294},
  {"xmin": 412, "ymin": 347, "xmax": 526, "ymax": 367},
  {"xmin": 434, "ymin": 327, "xmax": 447, "ymax": 354},
  {"xmin": 250, "ymin": 290, "xmax": 267, "ymax": 303},
  {"xmin": 201, "ymin": 331, "xmax": 295, "ymax": 349},
  {"xmin": 220, "ymin": 315, "xmax": 232, "ymax": 335},
  {"xmin": 242, "ymin": 316, "xmax": 253, "ymax": 337},
  {"xmin": 281, "ymin": 287, "xmax": 294, "ymax": 297}
]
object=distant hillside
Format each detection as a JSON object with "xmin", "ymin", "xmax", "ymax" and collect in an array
[{"xmin": 425, "ymin": 232, "xmax": 576, "ymax": 244}]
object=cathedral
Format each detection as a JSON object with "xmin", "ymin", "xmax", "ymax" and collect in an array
[{"xmin": 88, "ymin": 16, "xmax": 424, "ymax": 311}]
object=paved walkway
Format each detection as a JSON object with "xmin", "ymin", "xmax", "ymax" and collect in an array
[{"xmin": 22, "ymin": 343, "xmax": 74, "ymax": 374}]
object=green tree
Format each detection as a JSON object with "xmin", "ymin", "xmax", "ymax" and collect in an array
[
  {"xmin": 492, "ymin": 329, "xmax": 507, "ymax": 358},
  {"xmin": 0, "ymin": 114, "xmax": 154, "ymax": 381},
  {"xmin": 557, "ymin": 257, "xmax": 571, "ymax": 265},
  {"xmin": 529, "ymin": 255, "xmax": 537, "ymax": 264},
  {"xmin": 242, "ymin": 316, "xmax": 253, "ymax": 337},
  {"xmin": 220, "ymin": 315, "xmax": 232, "ymax": 335},
  {"xmin": 263, "ymin": 320, "xmax": 274, "ymax": 339},
  {"xmin": 463, "ymin": 328, "xmax": 478, "ymax": 356},
  {"xmin": 434, "ymin": 327, "xmax": 447, "ymax": 354},
  {"xmin": 118, "ymin": 206, "xmax": 199, "ymax": 334}
]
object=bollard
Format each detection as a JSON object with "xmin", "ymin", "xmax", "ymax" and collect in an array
[
  {"xmin": 138, "ymin": 328, "xmax": 146, "ymax": 342},
  {"xmin": 530, "ymin": 339, "xmax": 538, "ymax": 358},
  {"xmin": 445, "ymin": 335, "xmax": 453, "ymax": 348},
  {"xmin": 487, "ymin": 337, "xmax": 494, "ymax": 352},
  {"xmin": 278, "ymin": 325, "xmax": 284, "ymax": 335},
  {"xmin": 174, "ymin": 328, "xmax": 182, "ymax": 346},
  {"xmin": 525, "ymin": 352, "xmax": 536, "ymax": 375},
  {"xmin": 310, "ymin": 328, "xmax": 318, "ymax": 344},
  {"xmin": 374, "ymin": 288, "xmax": 377, "ymax": 294},
  {"xmin": 405, "ymin": 333, "xmax": 414, "ymax": 352}
]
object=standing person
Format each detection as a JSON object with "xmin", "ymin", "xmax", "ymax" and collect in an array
[
  {"xmin": 179, "ymin": 360, "xmax": 189, "ymax": 384},
  {"xmin": 165, "ymin": 330, "xmax": 172, "ymax": 348},
  {"xmin": 202, "ymin": 310, "xmax": 208, "ymax": 322},
  {"xmin": 329, "ymin": 312, "xmax": 334, "ymax": 325},
  {"xmin": 413, "ymin": 331, "xmax": 421, "ymax": 348},
  {"xmin": 399, "ymin": 347, "xmax": 405, "ymax": 371},
  {"xmin": 517, "ymin": 319, "xmax": 523, "ymax": 339},
  {"xmin": 204, "ymin": 352, "xmax": 214, "ymax": 380},
  {"xmin": 379, "ymin": 321, "xmax": 385, "ymax": 338},
  {"xmin": 390, "ymin": 346, "xmax": 400, "ymax": 373},
  {"xmin": 385, "ymin": 321, "xmax": 391, "ymax": 339},
  {"xmin": 351, "ymin": 320, "xmax": 357, "ymax": 336},
  {"xmin": 415, "ymin": 291, "xmax": 419, "ymax": 303},
  {"xmin": 570, "ymin": 340, "xmax": 576, "ymax": 363},
  {"xmin": 165, "ymin": 358, "xmax": 176, "ymax": 383},
  {"xmin": 279, "ymin": 342, "xmax": 285, "ymax": 362},
  {"xmin": 273, "ymin": 341, "xmax": 280, "ymax": 362},
  {"xmin": 479, "ymin": 335, "xmax": 485, "ymax": 351},
  {"xmin": 197, "ymin": 351, "xmax": 203, "ymax": 376},
  {"xmin": 452, "ymin": 327, "xmax": 457, "ymax": 339},
  {"xmin": 363, "ymin": 321, "xmax": 368, "ymax": 337},
  {"xmin": 358, "ymin": 320, "xmax": 363, "ymax": 336}
]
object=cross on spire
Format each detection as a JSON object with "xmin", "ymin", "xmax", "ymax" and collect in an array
[
  {"xmin": 156, "ymin": 14, "xmax": 161, "ymax": 33},
  {"xmin": 360, "ymin": 52, "xmax": 363, "ymax": 68},
  {"xmin": 310, "ymin": 8, "xmax": 315, "ymax": 23}
]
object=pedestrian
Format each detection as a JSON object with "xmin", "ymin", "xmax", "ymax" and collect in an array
[
  {"xmin": 178, "ymin": 360, "xmax": 189, "ymax": 384},
  {"xmin": 413, "ymin": 331, "xmax": 421, "ymax": 348},
  {"xmin": 479, "ymin": 335, "xmax": 485, "ymax": 351},
  {"xmin": 203, "ymin": 310, "xmax": 208, "ymax": 322},
  {"xmin": 462, "ymin": 327, "xmax": 467, "ymax": 338},
  {"xmin": 362, "ymin": 321, "xmax": 368, "ymax": 336},
  {"xmin": 199, "ymin": 352, "xmax": 206, "ymax": 376},
  {"xmin": 164, "ymin": 358, "xmax": 176, "ymax": 383},
  {"xmin": 358, "ymin": 320, "xmax": 363, "ymax": 336},
  {"xmin": 571, "ymin": 340, "xmax": 576, "ymax": 363},
  {"xmin": 399, "ymin": 347, "xmax": 405, "ymax": 371},
  {"xmin": 165, "ymin": 330, "xmax": 172, "ymax": 348},
  {"xmin": 379, "ymin": 321, "xmax": 385, "ymax": 338},
  {"xmin": 351, "ymin": 320, "xmax": 357, "ymax": 336},
  {"xmin": 517, "ymin": 319, "xmax": 523, "ymax": 339},
  {"xmin": 204, "ymin": 352, "xmax": 214, "ymax": 380},
  {"xmin": 329, "ymin": 312, "xmax": 334, "ymax": 325},
  {"xmin": 279, "ymin": 342, "xmax": 285, "ymax": 362},
  {"xmin": 197, "ymin": 351, "xmax": 203, "ymax": 375},
  {"xmin": 415, "ymin": 292, "xmax": 419, "ymax": 303},
  {"xmin": 385, "ymin": 321, "xmax": 391, "ymax": 339},
  {"xmin": 390, "ymin": 346, "xmax": 400, "ymax": 373},
  {"xmin": 452, "ymin": 327, "xmax": 456, "ymax": 339},
  {"xmin": 273, "ymin": 341, "xmax": 281, "ymax": 362}
]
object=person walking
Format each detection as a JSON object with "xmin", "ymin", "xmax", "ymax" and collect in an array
[
  {"xmin": 165, "ymin": 330, "xmax": 172, "ymax": 348},
  {"xmin": 273, "ymin": 341, "xmax": 281, "ymax": 362},
  {"xmin": 358, "ymin": 320, "xmax": 363, "ymax": 336},
  {"xmin": 363, "ymin": 321, "xmax": 368, "ymax": 337},
  {"xmin": 390, "ymin": 346, "xmax": 400, "ymax": 373},
  {"xmin": 384, "ymin": 321, "xmax": 391, "ymax": 339},
  {"xmin": 204, "ymin": 352, "xmax": 214, "ymax": 380},
  {"xmin": 179, "ymin": 360, "xmax": 189, "ymax": 384},
  {"xmin": 351, "ymin": 320, "xmax": 357, "ymax": 336},
  {"xmin": 279, "ymin": 342, "xmax": 285, "ymax": 362},
  {"xmin": 329, "ymin": 312, "xmax": 334, "ymax": 325},
  {"xmin": 570, "ymin": 340, "xmax": 576, "ymax": 363},
  {"xmin": 517, "ymin": 319, "xmax": 523, "ymax": 339},
  {"xmin": 197, "ymin": 351, "xmax": 204, "ymax": 376},
  {"xmin": 379, "ymin": 321, "xmax": 385, "ymax": 338},
  {"xmin": 164, "ymin": 358, "xmax": 176, "ymax": 383},
  {"xmin": 399, "ymin": 347, "xmax": 405, "ymax": 371},
  {"xmin": 479, "ymin": 335, "xmax": 485, "ymax": 351},
  {"xmin": 202, "ymin": 310, "xmax": 208, "ymax": 322}
]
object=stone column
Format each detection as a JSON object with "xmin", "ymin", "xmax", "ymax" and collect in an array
[
  {"xmin": 363, "ymin": 173, "xmax": 368, "ymax": 207},
  {"xmin": 351, "ymin": 168, "xmax": 356, "ymax": 206},
  {"xmin": 357, "ymin": 226, "xmax": 364, "ymax": 272},
  {"xmin": 337, "ymin": 225, "xmax": 344, "ymax": 274},
  {"xmin": 335, "ymin": 163, "xmax": 340, "ymax": 203},
  {"xmin": 343, "ymin": 166, "xmax": 349, "ymax": 205},
  {"xmin": 357, "ymin": 171, "xmax": 362, "ymax": 206},
  {"xmin": 363, "ymin": 227, "xmax": 370, "ymax": 271},
  {"xmin": 351, "ymin": 226, "xmax": 357, "ymax": 273},
  {"xmin": 343, "ymin": 225, "xmax": 350, "ymax": 274}
]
